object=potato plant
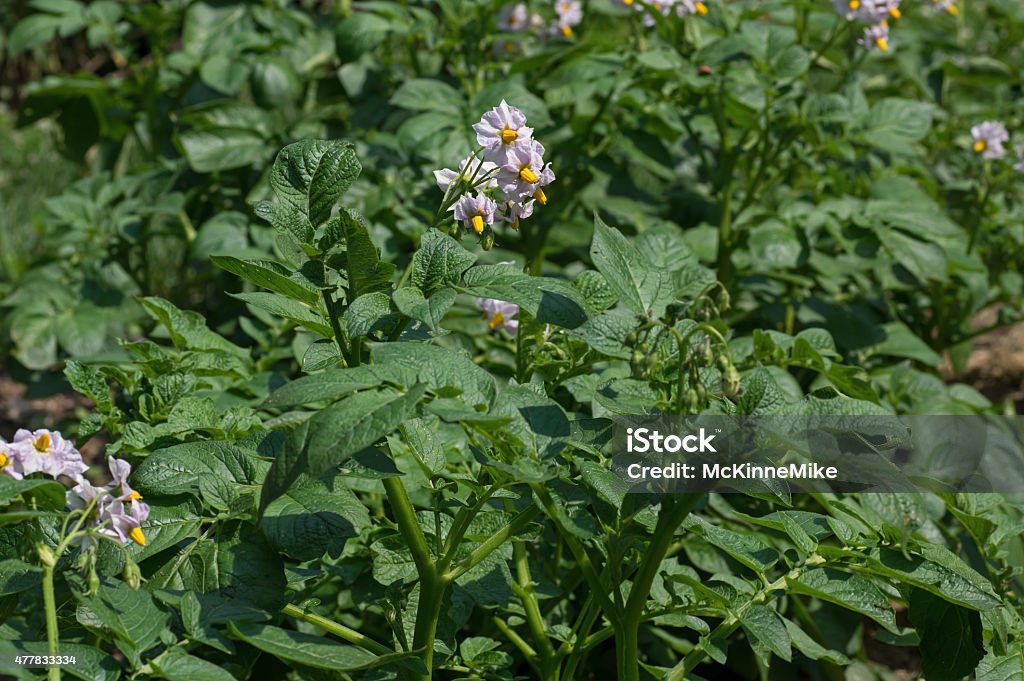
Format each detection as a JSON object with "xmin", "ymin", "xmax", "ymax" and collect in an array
[{"xmin": 1, "ymin": 1, "xmax": 1023, "ymax": 681}]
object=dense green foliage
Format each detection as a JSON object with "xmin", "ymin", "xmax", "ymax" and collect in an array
[{"xmin": 1, "ymin": 0, "xmax": 1023, "ymax": 680}]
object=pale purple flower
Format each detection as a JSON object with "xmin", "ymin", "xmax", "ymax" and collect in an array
[
  {"xmin": 433, "ymin": 155, "xmax": 498, "ymax": 194},
  {"xmin": 554, "ymin": 0, "xmax": 583, "ymax": 36},
  {"xmin": 12, "ymin": 429, "xmax": 87, "ymax": 481},
  {"xmin": 1014, "ymin": 143, "xmax": 1024, "ymax": 174},
  {"xmin": 929, "ymin": 0, "xmax": 957, "ymax": 15},
  {"xmin": 476, "ymin": 298, "xmax": 520, "ymax": 333},
  {"xmin": 502, "ymin": 198, "xmax": 536, "ymax": 231},
  {"xmin": 498, "ymin": 140, "xmax": 555, "ymax": 202},
  {"xmin": 834, "ymin": 0, "xmax": 897, "ymax": 23},
  {"xmin": 452, "ymin": 193, "xmax": 499, "ymax": 234},
  {"xmin": 67, "ymin": 458, "xmax": 148, "ymax": 549},
  {"xmin": 0, "ymin": 440, "xmax": 23, "ymax": 479},
  {"xmin": 498, "ymin": 3, "xmax": 529, "ymax": 31},
  {"xmin": 473, "ymin": 100, "xmax": 534, "ymax": 165},
  {"xmin": 971, "ymin": 121, "xmax": 1009, "ymax": 160},
  {"xmin": 674, "ymin": 0, "xmax": 708, "ymax": 16},
  {"xmin": 860, "ymin": 23, "xmax": 890, "ymax": 51},
  {"xmin": 529, "ymin": 12, "xmax": 546, "ymax": 32}
]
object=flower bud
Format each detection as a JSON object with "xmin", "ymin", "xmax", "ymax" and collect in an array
[
  {"xmin": 37, "ymin": 544, "xmax": 56, "ymax": 568},
  {"xmin": 482, "ymin": 231, "xmax": 495, "ymax": 251},
  {"xmin": 123, "ymin": 559, "xmax": 143, "ymax": 589},
  {"xmin": 721, "ymin": 365, "xmax": 742, "ymax": 398}
]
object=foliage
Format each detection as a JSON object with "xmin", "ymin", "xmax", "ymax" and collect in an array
[{"xmin": 1, "ymin": 0, "xmax": 1024, "ymax": 680}]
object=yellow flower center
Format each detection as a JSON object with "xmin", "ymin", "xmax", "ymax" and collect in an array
[
  {"xmin": 129, "ymin": 527, "xmax": 146, "ymax": 546},
  {"xmin": 34, "ymin": 434, "xmax": 51, "ymax": 453},
  {"xmin": 848, "ymin": 0, "xmax": 859, "ymax": 8},
  {"xmin": 623, "ymin": 0, "xmax": 634, "ymax": 5},
  {"xmin": 505, "ymin": 41, "xmax": 517, "ymax": 52},
  {"xmin": 561, "ymin": 25, "xmax": 573, "ymax": 37},
  {"xmin": 519, "ymin": 166, "xmax": 539, "ymax": 183},
  {"xmin": 127, "ymin": 490, "xmax": 142, "ymax": 501},
  {"xmin": 889, "ymin": 7, "xmax": 901, "ymax": 18},
  {"xmin": 876, "ymin": 37, "xmax": 888, "ymax": 51},
  {"xmin": 471, "ymin": 215, "xmax": 485, "ymax": 234},
  {"xmin": 500, "ymin": 127, "xmax": 518, "ymax": 144},
  {"xmin": 535, "ymin": 187, "xmax": 548, "ymax": 205},
  {"xmin": 947, "ymin": 4, "xmax": 957, "ymax": 14},
  {"xmin": 0, "ymin": 453, "xmax": 8, "ymax": 468},
  {"xmin": 652, "ymin": 1, "xmax": 662, "ymax": 9},
  {"xmin": 973, "ymin": 139, "xmax": 987, "ymax": 153},
  {"xmin": 489, "ymin": 312, "xmax": 505, "ymax": 330},
  {"xmin": 696, "ymin": 1, "xmax": 708, "ymax": 15},
  {"xmin": 880, "ymin": 19, "xmax": 889, "ymax": 26}
]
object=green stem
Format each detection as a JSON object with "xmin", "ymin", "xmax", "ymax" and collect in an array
[
  {"xmin": 42, "ymin": 564, "xmax": 60, "ymax": 681},
  {"xmin": 382, "ymin": 477, "xmax": 434, "ymax": 585},
  {"xmin": 411, "ymin": 569, "xmax": 446, "ymax": 680},
  {"xmin": 444, "ymin": 507, "xmax": 539, "ymax": 581},
  {"xmin": 281, "ymin": 603, "xmax": 393, "ymax": 656}
]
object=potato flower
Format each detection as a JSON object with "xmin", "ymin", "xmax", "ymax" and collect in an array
[
  {"xmin": 0, "ymin": 440, "xmax": 23, "ymax": 479},
  {"xmin": 929, "ymin": 0, "xmax": 957, "ymax": 14},
  {"xmin": 453, "ymin": 193, "xmax": 499, "ymax": 234},
  {"xmin": 971, "ymin": 121, "xmax": 1009, "ymax": 160},
  {"xmin": 502, "ymin": 198, "xmax": 536, "ymax": 231},
  {"xmin": 498, "ymin": 140, "xmax": 555, "ymax": 203},
  {"xmin": 476, "ymin": 298, "xmax": 520, "ymax": 333},
  {"xmin": 67, "ymin": 458, "xmax": 149, "ymax": 549},
  {"xmin": 474, "ymin": 100, "xmax": 534, "ymax": 165},
  {"xmin": 1015, "ymin": 143, "xmax": 1024, "ymax": 173},
  {"xmin": 12, "ymin": 428, "xmax": 88, "ymax": 481},
  {"xmin": 554, "ymin": 0, "xmax": 583, "ymax": 36},
  {"xmin": 860, "ymin": 23, "xmax": 890, "ymax": 51},
  {"xmin": 434, "ymin": 155, "xmax": 499, "ymax": 194},
  {"xmin": 498, "ymin": 3, "xmax": 529, "ymax": 30}
]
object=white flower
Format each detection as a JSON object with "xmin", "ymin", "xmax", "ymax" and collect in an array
[
  {"xmin": 476, "ymin": 298, "xmax": 520, "ymax": 333},
  {"xmin": 675, "ymin": 0, "xmax": 708, "ymax": 16},
  {"xmin": 498, "ymin": 3, "xmax": 529, "ymax": 30},
  {"xmin": 0, "ymin": 440, "xmax": 23, "ymax": 479},
  {"xmin": 452, "ymin": 193, "xmax": 499, "ymax": 234},
  {"xmin": 834, "ymin": 0, "xmax": 897, "ymax": 23},
  {"xmin": 67, "ymin": 458, "xmax": 149, "ymax": 549},
  {"xmin": 473, "ymin": 100, "xmax": 534, "ymax": 165},
  {"xmin": 860, "ymin": 23, "xmax": 890, "ymax": 51},
  {"xmin": 929, "ymin": 0, "xmax": 957, "ymax": 15},
  {"xmin": 12, "ymin": 429, "xmax": 87, "ymax": 481},
  {"xmin": 498, "ymin": 140, "xmax": 555, "ymax": 201},
  {"xmin": 554, "ymin": 0, "xmax": 583, "ymax": 36},
  {"xmin": 971, "ymin": 121, "xmax": 1010, "ymax": 160},
  {"xmin": 502, "ymin": 198, "xmax": 536, "ymax": 231},
  {"xmin": 433, "ymin": 155, "xmax": 498, "ymax": 194},
  {"xmin": 1014, "ymin": 143, "xmax": 1024, "ymax": 174}
]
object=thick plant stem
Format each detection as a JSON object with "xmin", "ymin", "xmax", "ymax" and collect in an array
[
  {"xmin": 617, "ymin": 496, "xmax": 702, "ymax": 681},
  {"xmin": 382, "ymin": 476, "xmax": 447, "ymax": 680},
  {"xmin": 41, "ymin": 564, "xmax": 60, "ymax": 681},
  {"xmin": 282, "ymin": 603, "xmax": 393, "ymax": 655}
]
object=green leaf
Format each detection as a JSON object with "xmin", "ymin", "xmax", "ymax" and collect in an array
[
  {"xmin": 0, "ymin": 559, "xmax": 42, "ymax": 596},
  {"xmin": 344, "ymin": 291, "xmax": 399, "ymax": 338},
  {"xmin": 263, "ymin": 366, "xmax": 403, "ymax": 408},
  {"xmin": 411, "ymin": 230, "xmax": 477, "ymax": 294},
  {"xmin": 0, "ymin": 476, "xmax": 66, "ymax": 510},
  {"xmin": 865, "ymin": 322, "xmax": 942, "ymax": 366},
  {"xmin": 73, "ymin": 577, "xmax": 169, "ymax": 664},
  {"xmin": 211, "ymin": 256, "xmax": 321, "ymax": 306},
  {"xmin": 862, "ymin": 545, "xmax": 1000, "ymax": 610},
  {"xmin": 270, "ymin": 139, "xmax": 361, "ymax": 229},
  {"xmin": 261, "ymin": 386, "xmax": 424, "ymax": 508},
  {"xmin": 370, "ymin": 342, "xmax": 497, "ymax": 409},
  {"xmin": 253, "ymin": 200, "xmax": 315, "ymax": 244},
  {"xmin": 390, "ymin": 78, "xmax": 465, "ymax": 113},
  {"xmin": 152, "ymin": 648, "xmax": 236, "ymax": 681},
  {"xmin": 0, "ymin": 641, "xmax": 119, "ymax": 681},
  {"xmin": 260, "ymin": 474, "xmax": 371, "ymax": 561},
  {"xmin": 230, "ymin": 621, "xmax": 423, "ymax": 673},
  {"xmin": 339, "ymin": 207, "xmax": 397, "ymax": 298},
  {"xmin": 977, "ymin": 649, "xmax": 1024, "ymax": 681},
  {"xmin": 908, "ymin": 588, "xmax": 985, "ymax": 681},
  {"xmin": 134, "ymin": 441, "xmax": 267, "ymax": 508},
  {"xmin": 783, "ymin": 618, "xmax": 850, "ymax": 665},
  {"xmin": 590, "ymin": 214, "xmax": 671, "ymax": 316},
  {"xmin": 232, "ymin": 291, "xmax": 334, "ymax": 337},
  {"xmin": 179, "ymin": 128, "xmax": 267, "ymax": 173},
  {"xmin": 682, "ymin": 515, "xmax": 778, "ymax": 573},
  {"xmin": 393, "ymin": 286, "xmax": 456, "ymax": 333},
  {"xmin": 860, "ymin": 98, "xmax": 933, "ymax": 154},
  {"xmin": 787, "ymin": 568, "xmax": 897, "ymax": 631},
  {"xmin": 64, "ymin": 360, "xmax": 112, "ymax": 412},
  {"xmin": 739, "ymin": 604, "xmax": 792, "ymax": 663},
  {"xmin": 460, "ymin": 265, "xmax": 587, "ymax": 329},
  {"xmin": 138, "ymin": 297, "xmax": 248, "ymax": 356}
]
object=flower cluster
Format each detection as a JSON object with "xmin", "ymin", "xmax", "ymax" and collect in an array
[
  {"xmin": 970, "ymin": 120, "xmax": 1024, "ymax": 171},
  {"xmin": 434, "ymin": 101, "xmax": 554, "ymax": 241},
  {"xmin": 620, "ymin": 0, "xmax": 708, "ymax": 27},
  {"xmin": 1, "ymin": 428, "xmax": 148, "ymax": 549},
  {"xmin": 833, "ymin": 0, "xmax": 901, "ymax": 52},
  {"xmin": 477, "ymin": 298, "xmax": 520, "ymax": 334},
  {"xmin": 495, "ymin": 0, "xmax": 581, "ymax": 53}
]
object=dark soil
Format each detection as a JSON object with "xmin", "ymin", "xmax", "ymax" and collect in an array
[{"xmin": 941, "ymin": 309, "xmax": 1024, "ymax": 411}]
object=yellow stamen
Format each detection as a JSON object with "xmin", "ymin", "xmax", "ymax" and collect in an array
[
  {"xmin": 973, "ymin": 139, "xmax": 987, "ymax": 153},
  {"xmin": 880, "ymin": 19, "xmax": 888, "ymax": 26},
  {"xmin": 848, "ymin": 0, "xmax": 860, "ymax": 8},
  {"xmin": 130, "ymin": 527, "xmax": 146, "ymax": 546},
  {"xmin": 696, "ymin": 1, "xmax": 708, "ymax": 15},
  {"xmin": 652, "ymin": 1, "xmax": 662, "ymax": 9},
  {"xmin": 519, "ymin": 166, "xmax": 539, "ymax": 183},
  {"xmin": 489, "ymin": 312, "xmax": 505, "ymax": 330},
  {"xmin": 34, "ymin": 433, "xmax": 51, "ymax": 453},
  {"xmin": 947, "ymin": 4, "xmax": 958, "ymax": 14},
  {"xmin": 561, "ymin": 25, "xmax": 573, "ymax": 37},
  {"xmin": 505, "ymin": 41, "xmax": 517, "ymax": 52},
  {"xmin": 127, "ymin": 490, "xmax": 142, "ymax": 501},
  {"xmin": 500, "ymin": 127, "xmax": 518, "ymax": 144},
  {"xmin": 471, "ymin": 215, "xmax": 485, "ymax": 234},
  {"xmin": 0, "ymin": 453, "xmax": 8, "ymax": 468},
  {"xmin": 876, "ymin": 37, "xmax": 888, "ymax": 51},
  {"xmin": 511, "ymin": 213, "xmax": 521, "ymax": 231},
  {"xmin": 623, "ymin": 0, "xmax": 634, "ymax": 5},
  {"xmin": 535, "ymin": 187, "xmax": 548, "ymax": 205},
  {"xmin": 889, "ymin": 7, "xmax": 900, "ymax": 18}
]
